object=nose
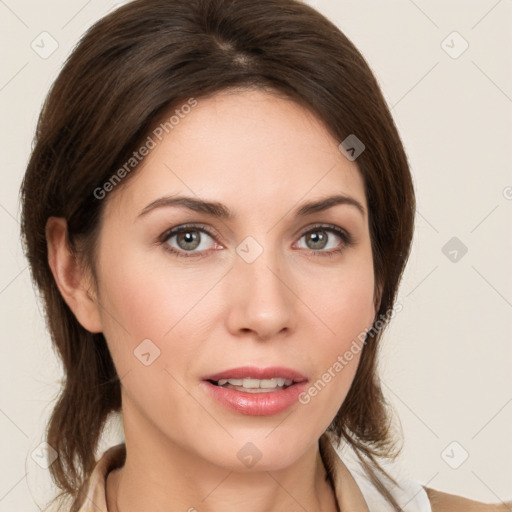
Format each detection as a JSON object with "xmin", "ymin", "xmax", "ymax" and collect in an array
[{"xmin": 224, "ymin": 240, "xmax": 297, "ymax": 341}]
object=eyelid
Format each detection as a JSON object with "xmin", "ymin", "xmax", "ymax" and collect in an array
[
  {"xmin": 296, "ymin": 223, "xmax": 353, "ymax": 243},
  {"xmin": 158, "ymin": 222, "xmax": 219, "ymax": 243}
]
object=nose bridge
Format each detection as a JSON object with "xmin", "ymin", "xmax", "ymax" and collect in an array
[{"xmin": 225, "ymin": 233, "xmax": 295, "ymax": 338}]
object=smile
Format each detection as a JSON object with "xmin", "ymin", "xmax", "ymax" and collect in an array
[{"xmin": 201, "ymin": 367, "xmax": 309, "ymax": 416}]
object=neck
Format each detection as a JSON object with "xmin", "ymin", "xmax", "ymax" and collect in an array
[
  {"xmin": 107, "ymin": 450, "xmax": 338, "ymax": 512},
  {"xmin": 106, "ymin": 404, "xmax": 339, "ymax": 512}
]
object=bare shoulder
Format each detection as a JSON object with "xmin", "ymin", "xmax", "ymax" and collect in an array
[{"xmin": 424, "ymin": 486, "xmax": 512, "ymax": 512}]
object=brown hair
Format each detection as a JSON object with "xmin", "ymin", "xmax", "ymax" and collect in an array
[{"xmin": 19, "ymin": 0, "xmax": 415, "ymax": 510}]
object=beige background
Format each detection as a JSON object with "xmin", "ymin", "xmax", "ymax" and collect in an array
[{"xmin": 1, "ymin": 0, "xmax": 511, "ymax": 509}]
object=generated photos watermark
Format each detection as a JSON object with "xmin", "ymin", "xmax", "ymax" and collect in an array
[
  {"xmin": 93, "ymin": 97, "xmax": 198, "ymax": 200},
  {"xmin": 298, "ymin": 302, "xmax": 403, "ymax": 405}
]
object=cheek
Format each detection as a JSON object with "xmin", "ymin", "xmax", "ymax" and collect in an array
[
  {"xmin": 306, "ymin": 254, "xmax": 376, "ymax": 346},
  {"xmin": 94, "ymin": 249, "xmax": 210, "ymax": 433},
  {"xmin": 296, "ymin": 255, "xmax": 374, "ymax": 413},
  {"xmin": 92, "ymin": 234, "xmax": 169, "ymax": 361},
  {"xmin": 95, "ymin": 239, "xmax": 227, "ymax": 376},
  {"xmin": 96, "ymin": 236, "xmax": 184, "ymax": 332}
]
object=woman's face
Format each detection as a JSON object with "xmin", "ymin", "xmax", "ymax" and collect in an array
[{"xmin": 92, "ymin": 88, "xmax": 376, "ymax": 470}]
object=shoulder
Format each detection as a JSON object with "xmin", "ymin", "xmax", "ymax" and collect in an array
[{"xmin": 424, "ymin": 486, "xmax": 512, "ymax": 512}]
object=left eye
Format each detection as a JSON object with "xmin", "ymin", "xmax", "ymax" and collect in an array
[{"xmin": 296, "ymin": 227, "xmax": 346, "ymax": 252}]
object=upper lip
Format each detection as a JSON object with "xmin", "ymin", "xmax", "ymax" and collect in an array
[{"xmin": 203, "ymin": 366, "xmax": 308, "ymax": 383}]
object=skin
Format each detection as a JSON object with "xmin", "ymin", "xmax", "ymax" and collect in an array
[{"xmin": 46, "ymin": 88, "xmax": 378, "ymax": 512}]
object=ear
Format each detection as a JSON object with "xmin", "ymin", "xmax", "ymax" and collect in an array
[{"xmin": 46, "ymin": 217, "xmax": 103, "ymax": 333}]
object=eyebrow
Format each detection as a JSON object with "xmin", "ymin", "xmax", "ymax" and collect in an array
[{"xmin": 137, "ymin": 193, "xmax": 366, "ymax": 220}]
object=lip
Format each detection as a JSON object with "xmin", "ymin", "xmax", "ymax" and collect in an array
[
  {"xmin": 202, "ymin": 366, "xmax": 308, "ymax": 383},
  {"xmin": 201, "ymin": 366, "xmax": 309, "ymax": 416},
  {"xmin": 201, "ymin": 380, "xmax": 309, "ymax": 416}
]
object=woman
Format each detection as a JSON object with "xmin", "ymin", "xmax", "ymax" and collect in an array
[{"xmin": 19, "ymin": 0, "xmax": 511, "ymax": 510}]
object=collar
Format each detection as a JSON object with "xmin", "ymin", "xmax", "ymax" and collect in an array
[{"xmin": 319, "ymin": 431, "xmax": 370, "ymax": 511}]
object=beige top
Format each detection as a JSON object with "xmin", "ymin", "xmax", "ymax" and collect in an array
[{"xmin": 76, "ymin": 432, "xmax": 432, "ymax": 512}]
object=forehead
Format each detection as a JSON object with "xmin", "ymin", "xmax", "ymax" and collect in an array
[{"xmin": 105, "ymin": 89, "xmax": 366, "ymax": 221}]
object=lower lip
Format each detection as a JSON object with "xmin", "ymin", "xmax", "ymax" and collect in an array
[{"xmin": 201, "ymin": 381, "xmax": 308, "ymax": 416}]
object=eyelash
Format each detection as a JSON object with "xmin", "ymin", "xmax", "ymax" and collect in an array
[{"xmin": 158, "ymin": 223, "xmax": 354, "ymax": 259}]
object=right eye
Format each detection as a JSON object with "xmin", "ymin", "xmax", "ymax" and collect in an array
[
  {"xmin": 160, "ymin": 224, "xmax": 221, "ymax": 258},
  {"xmin": 158, "ymin": 222, "xmax": 354, "ymax": 260}
]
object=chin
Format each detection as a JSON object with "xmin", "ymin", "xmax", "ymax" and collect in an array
[{"xmin": 203, "ymin": 432, "xmax": 314, "ymax": 472}]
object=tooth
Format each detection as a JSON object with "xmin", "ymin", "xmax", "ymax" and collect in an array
[
  {"xmin": 242, "ymin": 378, "xmax": 261, "ymax": 388},
  {"xmin": 215, "ymin": 377, "xmax": 294, "ymax": 389},
  {"xmin": 260, "ymin": 378, "xmax": 279, "ymax": 388}
]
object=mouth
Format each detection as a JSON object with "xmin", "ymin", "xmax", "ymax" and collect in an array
[{"xmin": 200, "ymin": 366, "xmax": 309, "ymax": 415}]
